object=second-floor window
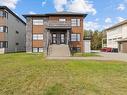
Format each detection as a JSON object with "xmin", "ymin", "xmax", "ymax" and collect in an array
[
  {"xmin": 0, "ymin": 26, "xmax": 8, "ymax": 32},
  {"xmin": 33, "ymin": 34, "xmax": 43, "ymax": 40},
  {"xmin": 33, "ymin": 19, "xmax": 44, "ymax": 25},
  {"xmin": 71, "ymin": 19, "xmax": 80, "ymax": 26},
  {"xmin": 59, "ymin": 18, "xmax": 66, "ymax": 22}
]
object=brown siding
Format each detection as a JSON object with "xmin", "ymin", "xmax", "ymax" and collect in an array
[
  {"xmin": 33, "ymin": 25, "xmax": 44, "ymax": 34},
  {"xmin": 0, "ymin": 33, "xmax": 6, "ymax": 41},
  {"xmin": 121, "ymin": 42, "xmax": 127, "ymax": 53},
  {"xmin": 32, "ymin": 40, "xmax": 43, "ymax": 48},
  {"xmin": 0, "ymin": 17, "xmax": 6, "ymax": 26}
]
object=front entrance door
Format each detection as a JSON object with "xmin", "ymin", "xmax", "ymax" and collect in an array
[
  {"xmin": 51, "ymin": 33, "xmax": 66, "ymax": 44},
  {"xmin": 60, "ymin": 33, "xmax": 65, "ymax": 44},
  {"xmin": 52, "ymin": 33, "xmax": 57, "ymax": 44}
]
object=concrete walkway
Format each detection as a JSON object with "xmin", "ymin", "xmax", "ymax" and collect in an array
[{"xmin": 47, "ymin": 52, "xmax": 127, "ymax": 62}]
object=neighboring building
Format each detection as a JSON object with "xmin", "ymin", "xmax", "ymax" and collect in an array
[
  {"xmin": 104, "ymin": 20, "xmax": 127, "ymax": 53},
  {"xmin": 0, "ymin": 6, "xmax": 26, "ymax": 54},
  {"xmin": 23, "ymin": 12, "xmax": 87, "ymax": 56},
  {"xmin": 84, "ymin": 38, "xmax": 91, "ymax": 53}
]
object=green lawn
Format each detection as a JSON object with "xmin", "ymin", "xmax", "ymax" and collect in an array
[
  {"xmin": 0, "ymin": 53, "xmax": 127, "ymax": 95},
  {"xmin": 73, "ymin": 53, "xmax": 100, "ymax": 57}
]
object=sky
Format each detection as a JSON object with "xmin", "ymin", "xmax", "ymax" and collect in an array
[{"xmin": 0, "ymin": 0, "xmax": 127, "ymax": 31}]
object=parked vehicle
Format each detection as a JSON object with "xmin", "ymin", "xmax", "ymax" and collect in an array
[{"xmin": 101, "ymin": 48, "xmax": 118, "ymax": 53}]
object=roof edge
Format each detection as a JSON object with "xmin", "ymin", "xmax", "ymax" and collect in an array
[
  {"xmin": 104, "ymin": 20, "xmax": 127, "ymax": 31},
  {"xmin": 23, "ymin": 12, "xmax": 87, "ymax": 18},
  {"xmin": 0, "ymin": 6, "xmax": 26, "ymax": 25}
]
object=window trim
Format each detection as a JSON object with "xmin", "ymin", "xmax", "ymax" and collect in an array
[
  {"xmin": 71, "ymin": 34, "xmax": 81, "ymax": 41},
  {"xmin": 33, "ymin": 19, "xmax": 44, "ymax": 25},
  {"xmin": 71, "ymin": 47, "xmax": 81, "ymax": 52},
  {"xmin": 0, "ymin": 26, "xmax": 8, "ymax": 33},
  {"xmin": 59, "ymin": 18, "xmax": 66, "ymax": 22},
  {"xmin": 33, "ymin": 34, "xmax": 43, "ymax": 40},
  {"xmin": 71, "ymin": 18, "xmax": 80, "ymax": 26},
  {"xmin": 0, "ymin": 10, "xmax": 8, "ymax": 19},
  {"xmin": 32, "ymin": 48, "xmax": 44, "ymax": 53},
  {"xmin": 0, "ymin": 41, "xmax": 8, "ymax": 48}
]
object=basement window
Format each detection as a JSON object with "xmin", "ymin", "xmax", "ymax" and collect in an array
[
  {"xmin": 71, "ymin": 47, "xmax": 81, "ymax": 52},
  {"xmin": 33, "ymin": 48, "xmax": 43, "ymax": 52}
]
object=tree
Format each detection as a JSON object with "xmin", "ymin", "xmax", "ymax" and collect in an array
[{"xmin": 84, "ymin": 30, "xmax": 103, "ymax": 50}]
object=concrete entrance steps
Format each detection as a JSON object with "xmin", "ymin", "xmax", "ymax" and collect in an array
[{"xmin": 48, "ymin": 44, "xmax": 71, "ymax": 57}]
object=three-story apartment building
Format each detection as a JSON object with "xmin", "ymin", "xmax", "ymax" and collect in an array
[
  {"xmin": 0, "ymin": 6, "xmax": 26, "ymax": 53},
  {"xmin": 23, "ymin": 12, "xmax": 87, "ymax": 56}
]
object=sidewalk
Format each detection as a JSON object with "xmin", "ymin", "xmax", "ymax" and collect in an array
[{"xmin": 47, "ymin": 52, "xmax": 127, "ymax": 62}]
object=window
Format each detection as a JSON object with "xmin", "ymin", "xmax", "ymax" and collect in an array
[
  {"xmin": 16, "ymin": 31, "xmax": 19, "ymax": 34},
  {"xmin": 0, "ymin": 27, "xmax": 4, "ymax": 32},
  {"xmin": 38, "ymin": 35, "xmax": 43, "ymax": 40},
  {"xmin": 33, "ymin": 19, "xmax": 43, "ymax": 25},
  {"xmin": 0, "ymin": 11, "xmax": 8, "ymax": 18},
  {"xmin": 59, "ymin": 18, "xmax": 66, "ymax": 22},
  {"xmin": 33, "ymin": 34, "xmax": 43, "ymax": 40},
  {"xmin": 33, "ymin": 48, "xmax": 43, "ymax": 52},
  {"xmin": 0, "ymin": 26, "xmax": 8, "ymax": 32},
  {"xmin": 71, "ymin": 47, "xmax": 81, "ymax": 52},
  {"xmin": 3, "ymin": 11, "xmax": 8, "ymax": 18},
  {"xmin": 71, "ymin": 34, "xmax": 80, "ymax": 41},
  {"xmin": 39, "ymin": 48, "xmax": 43, "ymax": 52},
  {"xmin": 71, "ymin": 19, "xmax": 80, "ymax": 26},
  {"xmin": 16, "ymin": 43, "xmax": 19, "ymax": 45},
  {"xmin": 33, "ymin": 48, "xmax": 38, "ymax": 52},
  {"xmin": 0, "ymin": 11, "xmax": 3, "ymax": 17},
  {"xmin": 0, "ymin": 41, "xmax": 8, "ymax": 48}
]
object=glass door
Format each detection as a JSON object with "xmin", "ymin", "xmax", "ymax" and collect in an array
[
  {"xmin": 52, "ymin": 33, "xmax": 57, "ymax": 44},
  {"xmin": 60, "ymin": 33, "xmax": 65, "ymax": 44}
]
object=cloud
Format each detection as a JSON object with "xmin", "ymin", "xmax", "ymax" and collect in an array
[
  {"xmin": 54, "ymin": 0, "xmax": 96, "ymax": 15},
  {"xmin": 54, "ymin": 0, "xmax": 67, "ymax": 11},
  {"xmin": 0, "ymin": 0, "xmax": 19, "ymax": 9},
  {"xmin": 103, "ymin": 24, "xmax": 113, "ymax": 29},
  {"xmin": 29, "ymin": 11, "xmax": 36, "ymax": 14},
  {"xmin": 117, "ymin": 4, "xmax": 125, "ymax": 11},
  {"xmin": 105, "ymin": 17, "xmax": 112, "ymax": 23},
  {"xmin": 116, "ymin": 17, "xmax": 125, "ymax": 22},
  {"xmin": 42, "ymin": 0, "xmax": 47, "ymax": 6},
  {"xmin": 84, "ymin": 21, "xmax": 100, "ymax": 31}
]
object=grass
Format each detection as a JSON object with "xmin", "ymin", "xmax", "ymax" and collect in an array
[
  {"xmin": 73, "ymin": 53, "xmax": 100, "ymax": 57},
  {"xmin": 0, "ymin": 53, "xmax": 127, "ymax": 95}
]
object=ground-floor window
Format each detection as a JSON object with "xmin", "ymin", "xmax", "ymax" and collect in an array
[
  {"xmin": 71, "ymin": 34, "xmax": 80, "ymax": 41},
  {"xmin": 0, "ymin": 41, "xmax": 8, "ymax": 48},
  {"xmin": 33, "ymin": 34, "xmax": 43, "ymax": 40},
  {"xmin": 33, "ymin": 48, "xmax": 43, "ymax": 53},
  {"xmin": 71, "ymin": 47, "xmax": 81, "ymax": 52}
]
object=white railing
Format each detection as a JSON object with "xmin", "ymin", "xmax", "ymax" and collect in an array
[{"xmin": 45, "ymin": 21, "xmax": 71, "ymax": 28}]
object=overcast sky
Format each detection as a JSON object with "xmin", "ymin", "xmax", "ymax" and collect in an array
[{"xmin": 0, "ymin": 0, "xmax": 127, "ymax": 31}]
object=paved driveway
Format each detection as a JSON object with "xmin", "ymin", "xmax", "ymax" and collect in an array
[
  {"xmin": 47, "ymin": 52, "xmax": 127, "ymax": 62},
  {"xmin": 98, "ymin": 52, "xmax": 127, "ymax": 62}
]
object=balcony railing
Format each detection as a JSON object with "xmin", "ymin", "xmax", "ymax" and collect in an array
[{"xmin": 45, "ymin": 21, "xmax": 72, "ymax": 29}]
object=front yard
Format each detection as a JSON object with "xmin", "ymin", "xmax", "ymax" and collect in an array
[{"xmin": 0, "ymin": 53, "xmax": 127, "ymax": 95}]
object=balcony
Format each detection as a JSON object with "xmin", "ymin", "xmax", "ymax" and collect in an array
[{"xmin": 45, "ymin": 21, "xmax": 72, "ymax": 29}]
